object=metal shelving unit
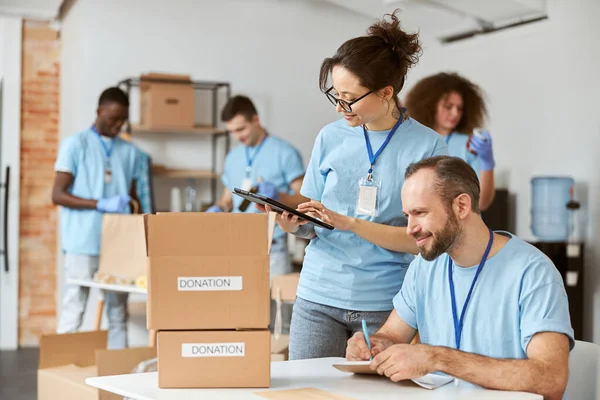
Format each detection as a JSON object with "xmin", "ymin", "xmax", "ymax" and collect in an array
[{"xmin": 118, "ymin": 76, "xmax": 231, "ymax": 206}]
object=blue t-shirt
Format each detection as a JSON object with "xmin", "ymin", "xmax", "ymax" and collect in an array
[
  {"xmin": 55, "ymin": 128, "xmax": 138, "ymax": 255},
  {"xmin": 445, "ymin": 132, "xmax": 481, "ymax": 175},
  {"xmin": 221, "ymin": 135, "xmax": 304, "ymax": 239},
  {"xmin": 394, "ymin": 233, "xmax": 575, "ymax": 362},
  {"xmin": 299, "ymin": 117, "xmax": 448, "ymax": 311}
]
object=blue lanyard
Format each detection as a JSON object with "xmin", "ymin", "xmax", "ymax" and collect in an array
[
  {"xmin": 448, "ymin": 228, "xmax": 494, "ymax": 350},
  {"xmin": 245, "ymin": 135, "xmax": 268, "ymax": 173},
  {"xmin": 91, "ymin": 126, "xmax": 113, "ymax": 159},
  {"xmin": 363, "ymin": 112, "xmax": 403, "ymax": 179},
  {"xmin": 445, "ymin": 133, "xmax": 453, "ymax": 144}
]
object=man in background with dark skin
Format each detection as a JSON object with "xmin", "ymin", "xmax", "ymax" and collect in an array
[{"xmin": 52, "ymin": 87, "xmax": 139, "ymax": 349}]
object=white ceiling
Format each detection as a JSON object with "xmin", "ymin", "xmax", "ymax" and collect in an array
[
  {"xmin": 0, "ymin": 0, "xmax": 64, "ymax": 20},
  {"xmin": 0, "ymin": 0, "xmax": 547, "ymax": 41},
  {"xmin": 319, "ymin": 0, "xmax": 547, "ymax": 42}
]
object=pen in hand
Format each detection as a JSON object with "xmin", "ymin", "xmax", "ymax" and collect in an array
[{"xmin": 362, "ymin": 319, "xmax": 372, "ymax": 361}]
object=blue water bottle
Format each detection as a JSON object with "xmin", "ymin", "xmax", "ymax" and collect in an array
[{"xmin": 531, "ymin": 176, "xmax": 575, "ymax": 242}]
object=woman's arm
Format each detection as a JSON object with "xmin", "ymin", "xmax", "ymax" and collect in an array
[
  {"xmin": 299, "ymin": 202, "xmax": 418, "ymax": 254},
  {"xmin": 479, "ymin": 169, "xmax": 495, "ymax": 211}
]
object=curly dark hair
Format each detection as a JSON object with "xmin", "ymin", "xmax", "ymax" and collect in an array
[
  {"xmin": 98, "ymin": 87, "xmax": 129, "ymax": 107},
  {"xmin": 319, "ymin": 9, "xmax": 422, "ymax": 107},
  {"xmin": 404, "ymin": 72, "xmax": 487, "ymax": 134}
]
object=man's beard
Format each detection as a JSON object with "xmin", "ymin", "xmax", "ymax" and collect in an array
[{"xmin": 418, "ymin": 214, "xmax": 461, "ymax": 261}]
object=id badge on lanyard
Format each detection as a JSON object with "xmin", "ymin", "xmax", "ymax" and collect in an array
[
  {"xmin": 243, "ymin": 136, "xmax": 268, "ymax": 191},
  {"xmin": 104, "ymin": 160, "xmax": 112, "ymax": 184},
  {"xmin": 241, "ymin": 167, "xmax": 253, "ymax": 191},
  {"xmin": 93, "ymin": 127, "xmax": 114, "ymax": 185},
  {"xmin": 357, "ymin": 176, "xmax": 381, "ymax": 217},
  {"xmin": 356, "ymin": 115, "xmax": 403, "ymax": 217}
]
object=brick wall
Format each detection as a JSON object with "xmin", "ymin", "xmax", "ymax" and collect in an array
[{"xmin": 19, "ymin": 21, "xmax": 60, "ymax": 346}]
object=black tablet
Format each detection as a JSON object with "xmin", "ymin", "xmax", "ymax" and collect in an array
[{"xmin": 232, "ymin": 188, "xmax": 334, "ymax": 230}]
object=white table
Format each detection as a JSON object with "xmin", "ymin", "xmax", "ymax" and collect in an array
[
  {"xmin": 86, "ymin": 357, "xmax": 542, "ymax": 399},
  {"xmin": 67, "ymin": 278, "xmax": 154, "ymax": 346},
  {"xmin": 67, "ymin": 278, "xmax": 147, "ymax": 295}
]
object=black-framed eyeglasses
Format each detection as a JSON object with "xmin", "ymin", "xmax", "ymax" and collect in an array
[{"xmin": 325, "ymin": 86, "xmax": 372, "ymax": 113}]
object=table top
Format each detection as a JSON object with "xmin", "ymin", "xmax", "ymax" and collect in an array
[
  {"xmin": 67, "ymin": 278, "xmax": 147, "ymax": 295},
  {"xmin": 85, "ymin": 357, "xmax": 541, "ymax": 400}
]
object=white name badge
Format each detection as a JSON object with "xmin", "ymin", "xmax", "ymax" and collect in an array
[
  {"xmin": 358, "ymin": 186, "xmax": 377, "ymax": 216},
  {"xmin": 356, "ymin": 177, "xmax": 381, "ymax": 216},
  {"xmin": 104, "ymin": 169, "xmax": 112, "ymax": 184},
  {"xmin": 241, "ymin": 178, "xmax": 253, "ymax": 191}
]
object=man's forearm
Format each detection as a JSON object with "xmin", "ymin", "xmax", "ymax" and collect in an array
[
  {"xmin": 53, "ymin": 192, "xmax": 97, "ymax": 210},
  {"xmin": 431, "ymin": 347, "xmax": 566, "ymax": 400},
  {"xmin": 348, "ymin": 218, "xmax": 419, "ymax": 255}
]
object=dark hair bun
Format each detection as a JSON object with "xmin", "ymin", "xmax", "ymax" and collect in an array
[
  {"xmin": 319, "ymin": 9, "xmax": 422, "ymax": 105},
  {"xmin": 367, "ymin": 9, "xmax": 421, "ymax": 69}
]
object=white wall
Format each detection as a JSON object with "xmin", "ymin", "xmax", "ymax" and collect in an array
[
  {"xmin": 61, "ymin": 0, "xmax": 600, "ymax": 343},
  {"xmin": 0, "ymin": 16, "xmax": 22, "ymax": 350},
  {"xmin": 403, "ymin": 0, "xmax": 600, "ymax": 341},
  {"xmin": 61, "ymin": 0, "xmax": 370, "ymax": 153},
  {"xmin": 60, "ymin": 0, "xmax": 371, "ymax": 339}
]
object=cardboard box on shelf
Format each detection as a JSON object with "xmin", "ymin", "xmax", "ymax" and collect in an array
[
  {"xmin": 157, "ymin": 330, "xmax": 270, "ymax": 388},
  {"xmin": 145, "ymin": 213, "xmax": 273, "ymax": 331},
  {"xmin": 38, "ymin": 331, "xmax": 156, "ymax": 400},
  {"xmin": 271, "ymin": 273, "xmax": 300, "ymax": 303},
  {"xmin": 271, "ymin": 334, "xmax": 289, "ymax": 362},
  {"xmin": 139, "ymin": 72, "xmax": 195, "ymax": 129}
]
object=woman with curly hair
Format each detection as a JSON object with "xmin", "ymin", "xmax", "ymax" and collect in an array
[{"xmin": 404, "ymin": 73, "xmax": 496, "ymax": 210}]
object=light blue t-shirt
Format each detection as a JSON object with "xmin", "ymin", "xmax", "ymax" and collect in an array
[
  {"xmin": 221, "ymin": 135, "xmax": 304, "ymax": 239},
  {"xmin": 445, "ymin": 132, "xmax": 481, "ymax": 175},
  {"xmin": 55, "ymin": 128, "xmax": 138, "ymax": 255},
  {"xmin": 299, "ymin": 117, "xmax": 448, "ymax": 311},
  {"xmin": 394, "ymin": 233, "xmax": 575, "ymax": 362}
]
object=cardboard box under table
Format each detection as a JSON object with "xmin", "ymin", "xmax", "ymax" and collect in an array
[{"xmin": 37, "ymin": 331, "xmax": 155, "ymax": 400}]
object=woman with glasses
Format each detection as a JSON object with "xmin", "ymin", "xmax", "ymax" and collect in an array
[{"xmin": 270, "ymin": 10, "xmax": 447, "ymax": 360}]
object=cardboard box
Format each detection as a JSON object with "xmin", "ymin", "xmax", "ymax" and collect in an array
[
  {"xmin": 145, "ymin": 213, "xmax": 271, "ymax": 330},
  {"xmin": 157, "ymin": 330, "xmax": 270, "ymax": 388},
  {"xmin": 271, "ymin": 273, "xmax": 300, "ymax": 303},
  {"xmin": 271, "ymin": 334, "xmax": 289, "ymax": 362},
  {"xmin": 139, "ymin": 72, "xmax": 195, "ymax": 129},
  {"xmin": 38, "ymin": 331, "xmax": 156, "ymax": 400}
]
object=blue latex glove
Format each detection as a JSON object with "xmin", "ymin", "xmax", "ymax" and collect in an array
[
  {"xmin": 469, "ymin": 131, "xmax": 495, "ymax": 171},
  {"xmin": 206, "ymin": 205, "xmax": 222, "ymax": 213},
  {"xmin": 96, "ymin": 195, "xmax": 131, "ymax": 213},
  {"xmin": 258, "ymin": 181, "xmax": 279, "ymax": 201}
]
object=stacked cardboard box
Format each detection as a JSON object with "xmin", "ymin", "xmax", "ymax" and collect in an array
[{"xmin": 145, "ymin": 213, "xmax": 272, "ymax": 388}]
